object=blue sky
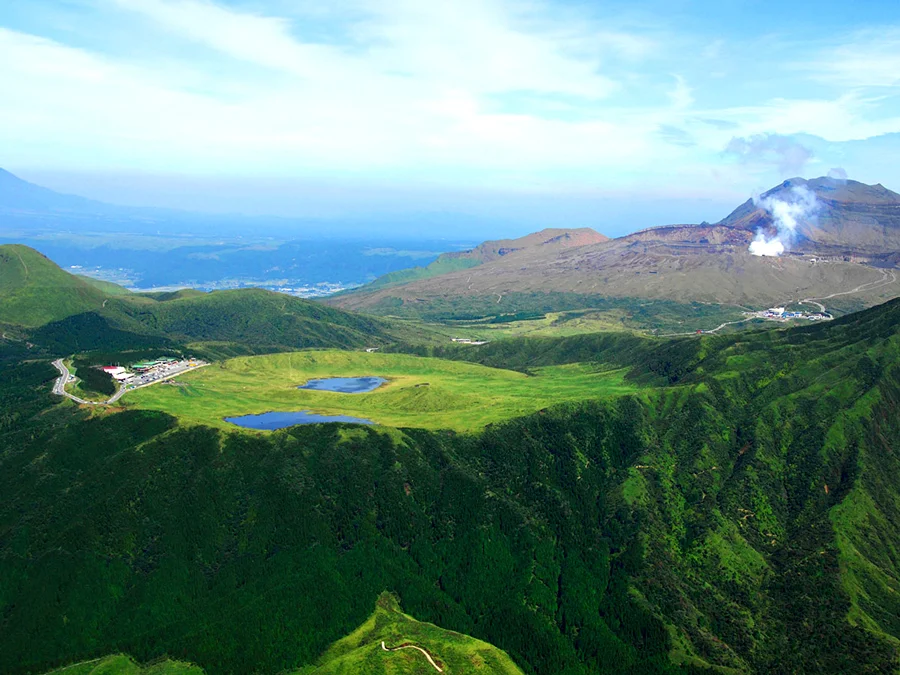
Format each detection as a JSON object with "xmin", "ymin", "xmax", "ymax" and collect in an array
[{"xmin": 2, "ymin": 0, "xmax": 900, "ymax": 236}]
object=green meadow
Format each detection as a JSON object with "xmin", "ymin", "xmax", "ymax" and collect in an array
[{"xmin": 125, "ymin": 349, "xmax": 640, "ymax": 431}]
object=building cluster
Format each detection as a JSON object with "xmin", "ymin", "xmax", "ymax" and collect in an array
[
  {"xmin": 451, "ymin": 337, "xmax": 489, "ymax": 345},
  {"xmin": 100, "ymin": 357, "xmax": 198, "ymax": 387},
  {"xmin": 744, "ymin": 307, "xmax": 830, "ymax": 322}
]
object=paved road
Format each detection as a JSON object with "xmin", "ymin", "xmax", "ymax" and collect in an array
[
  {"xmin": 381, "ymin": 641, "xmax": 443, "ymax": 672},
  {"xmin": 658, "ymin": 268, "xmax": 898, "ymax": 338},
  {"xmin": 51, "ymin": 359, "xmax": 208, "ymax": 406},
  {"xmin": 51, "ymin": 359, "xmax": 99, "ymax": 405},
  {"xmin": 801, "ymin": 269, "xmax": 897, "ymax": 308},
  {"xmin": 658, "ymin": 317, "xmax": 754, "ymax": 338}
]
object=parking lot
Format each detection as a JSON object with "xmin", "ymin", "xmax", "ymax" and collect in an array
[{"xmin": 125, "ymin": 360, "xmax": 207, "ymax": 391}]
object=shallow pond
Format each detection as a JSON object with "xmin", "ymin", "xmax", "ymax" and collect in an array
[
  {"xmin": 297, "ymin": 376, "xmax": 386, "ymax": 393},
  {"xmin": 225, "ymin": 410, "xmax": 374, "ymax": 430}
]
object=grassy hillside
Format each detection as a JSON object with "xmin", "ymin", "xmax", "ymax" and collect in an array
[
  {"xmin": 124, "ymin": 349, "xmax": 639, "ymax": 431},
  {"xmin": 40, "ymin": 594, "xmax": 523, "ymax": 675},
  {"xmin": 106, "ymin": 289, "xmax": 393, "ymax": 352},
  {"xmin": 41, "ymin": 655, "xmax": 201, "ymax": 675},
  {"xmin": 345, "ymin": 256, "xmax": 482, "ymax": 293},
  {"xmin": 299, "ymin": 592, "xmax": 524, "ymax": 675},
  {"xmin": 0, "ymin": 245, "xmax": 415, "ymax": 355},
  {"xmin": 76, "ymin": 276, "xmax": 134, "ymax": 296},
  {"xmin": 0, "ymin": 245, "xmax": 107, "ymax": 326},
  {"xmin": 4, "ymin": 300, "xmax": 900, "ymax": 674}
]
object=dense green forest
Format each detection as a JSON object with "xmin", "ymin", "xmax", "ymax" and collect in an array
[{"xmin": 3, "ymin": 299, "xmax": 900, "ymax": 674}]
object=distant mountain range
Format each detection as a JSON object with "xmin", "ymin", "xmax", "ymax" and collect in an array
[
  {"xmin": 331, "ymin": 177, "xmax": 900, "ymax": 315},
  {"xmin": 0, "ymin": 167, "xmax": 510, "ymax": 241}
]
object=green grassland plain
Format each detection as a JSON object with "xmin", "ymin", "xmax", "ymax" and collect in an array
[{"xmin": 125, "ymin": 350, "xmax": 641, "ymax": 432}]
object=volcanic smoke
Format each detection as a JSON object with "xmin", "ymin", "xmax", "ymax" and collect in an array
[{"xmin": 749, "ymin": 185, "xmax": 820, "ymax": 257}]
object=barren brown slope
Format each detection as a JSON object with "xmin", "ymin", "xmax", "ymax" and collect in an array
[
  {"xmin": 335, "ymin": 227, "xmax": 608, "ymax": 296},
  {"xmin": 450, "ymin": 227, "xmax": 608, "ymax": 263},
  {"xmin": 331, "ymin": 177, "xmax": 900, "ymax": 314}
]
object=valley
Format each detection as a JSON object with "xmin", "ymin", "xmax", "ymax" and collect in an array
[
  {"xmin": 3, "ymin": 177, "xmax": 900, "ymax": 675},
  {"xmin": 6, "ymin": 4, "xmax": 900, "ymax": 672},
  {"xmin": 123, "ymin": 350, "xmax": 640, "ymax": 432}
]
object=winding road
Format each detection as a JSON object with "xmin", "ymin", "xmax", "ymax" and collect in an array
[
  {"xmin": 659, "ymin": 267, "xmax": 898, "ymax": 338},
  {"xmin": 51, "ymin": 359, "xmax": 207, "ymax": 406},
  {"xmin": 381, "ymin": 641, "xmax": 443, "ymax": 672},
  {"xmin": 800, "ymin": 269, "xmax": 897, "ymax": 307}
]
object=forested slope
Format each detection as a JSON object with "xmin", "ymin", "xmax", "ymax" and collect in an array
[{"xmin": 2, "ymin": 300, "xmax": 900, "ymax": 674}]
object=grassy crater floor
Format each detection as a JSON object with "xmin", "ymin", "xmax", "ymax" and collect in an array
[{"xmin": 124, "ymin": 350, "xmax": 640, "ymax": 431}]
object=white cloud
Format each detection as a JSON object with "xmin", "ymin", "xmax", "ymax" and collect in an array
[
  {"xmin": 2, "ymin": 0, "xmax": 900, "ymax": 199},
  {"xmin": 801, "ymin": 28, "xmax": 900, "ymax": 88}
]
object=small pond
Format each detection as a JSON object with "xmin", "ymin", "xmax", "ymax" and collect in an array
[
  {"xmin": 298, "ymin": 376, "xmax": 387, "ymax": 393},
  {"xmin": 225, "ymin": 410, "xmax": 374, "ymax": 430}
]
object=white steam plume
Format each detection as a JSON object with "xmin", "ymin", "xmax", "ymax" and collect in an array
[{"xmin": 749, "ymin": 185, "xmax": 820, "ymax": 257}]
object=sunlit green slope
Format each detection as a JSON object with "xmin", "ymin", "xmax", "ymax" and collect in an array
[
  {"xmin": 297, "ymin": 592, "xmax": 524, "ymax": 675},
  {"xmin": 39, "ymin": 595, "xmax": 523, "ymax": 675},
  {"xmin": 0, "ymin": 245, "xmax": 408, "ymax": 354},
  {"xmin": 0, "ymin": 244, "xmax": 108, "ymax": 326},
  {"xmin": 41, "ymin": 654, "xmax": 201, "ymax": 675}
]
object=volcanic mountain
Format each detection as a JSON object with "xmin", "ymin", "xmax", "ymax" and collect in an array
[{"xmin": 331, "ymin": 177, "xmax": 900, "ymax": 315}]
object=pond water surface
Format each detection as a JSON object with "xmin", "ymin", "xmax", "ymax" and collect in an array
[
  {"xmin": 297, "ymin": 376, "xmax": 386, "ymax": 393},
  {"xmin": 225, "ymin": 410, "xmax": 374, "ymax": 430}
]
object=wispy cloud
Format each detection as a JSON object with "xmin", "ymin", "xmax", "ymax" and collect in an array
[
  {"xmin": 724, "ymin": 133, "xmax": 813, "ymax": 175},
  {"xmin": 1, "ymin": 0, "xmax": 900, "ymax": 200},
  {"xmin": 801, "ymin": 28, "xmax": 900, "ymax": 88}
]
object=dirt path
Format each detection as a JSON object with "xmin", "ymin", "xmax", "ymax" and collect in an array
[
  {"xmin": 658, "ymin": 317, "xmax": 755, "ymax": 337},
  {"xmin": 14, "ymin": 248, "xmax": 28, "ymax": 279},
  {"xmin": 801, "ymin": 269, "xmax": 897, "ymax": 306},
  {"xmin": 381, "ymin": 641, "xmax": 443, "ymax": 672}
]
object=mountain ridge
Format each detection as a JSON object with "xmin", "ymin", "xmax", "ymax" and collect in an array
[
  {"xmin": 0, "ymin": 244, "xmax": 400, "ymax": 353},
  {"xmin": 330, "ymin": 176, "xmax": 900, "ymax": 316}
]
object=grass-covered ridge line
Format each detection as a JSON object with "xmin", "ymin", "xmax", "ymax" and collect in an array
[
  {"xmin": 298, "ymin": 592, "xmax": 524, "ymax": 674},
  {"xmin": 41, "ymin": 593, "xmax": 523, "ymax": 675},
  {"xmin": 0, "ymin": 245, "xmax": 108, "ymax": 326},
  {"xmin": 124, "ymin": 349, "xmax": 640, "ymax": 431},
  {"xmin": 0, "ymin": 244, "xmax": 422, "ymax": 356},
  {"xmin": 42, "ymin": 655, "xmax": 201, "ymax": 675}
]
